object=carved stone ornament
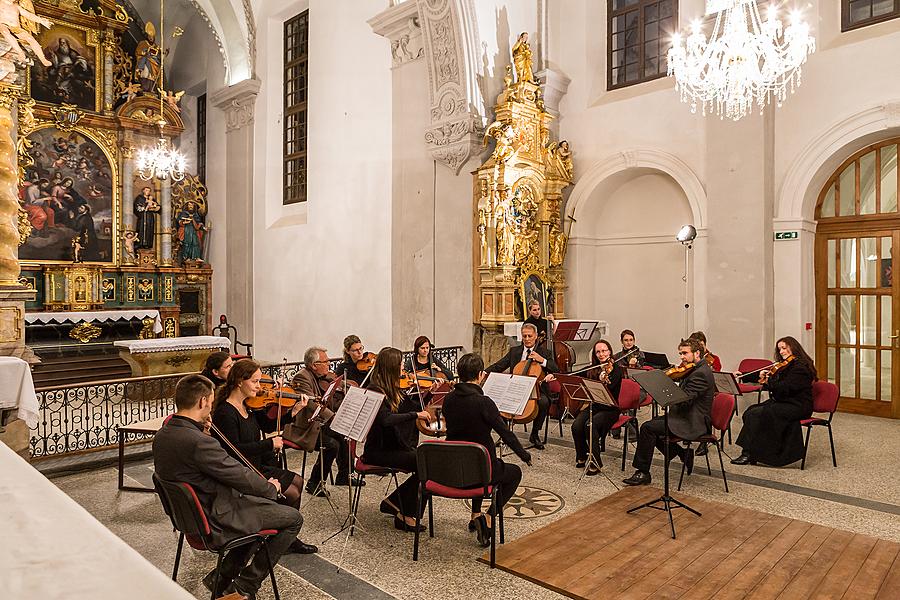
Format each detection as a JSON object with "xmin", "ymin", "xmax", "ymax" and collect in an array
[
  {"xmin": 70, "ymin": 321, "xmax": 102, "ymax": 343},
  {"xmin": 210, "ymin": 79, "xmax": 260, "ymax": 133}
]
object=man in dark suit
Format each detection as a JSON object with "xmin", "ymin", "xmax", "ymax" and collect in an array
[
  {"xmin": 486, "ymin": 322, "xmax": 558, "ymax": 449},
  {"xmin": 443, "ymin": 352, "xmax": 532, "ymax": 546},
  {"xmin": 153, "ymin": 375, "xmax": 304, "ymax": 599},
  {"xmin": 623, "ymin": 337, "xmax": 714, "ymax": 486}
]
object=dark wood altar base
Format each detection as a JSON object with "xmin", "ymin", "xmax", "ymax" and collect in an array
[{"xmin": 481, "ymin": 486, "xmax": 900, "ymax": 599}]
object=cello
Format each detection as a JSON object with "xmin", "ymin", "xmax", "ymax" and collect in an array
[{"xmin": 499, "ymin": 350, "xmax": 543, "ymax": 424}]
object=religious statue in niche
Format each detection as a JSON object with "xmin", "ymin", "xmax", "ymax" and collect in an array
[
  {"xmin": 547, "ymin": 140, "xmax": 573, "ymax": 181},
  {"xmin": 101, "ymin": 277, "xmax": 115, "ymax": 301},
  {"xmin": 176, "ymin": 201, "xmax": 206, "ymax": 263},
  {"xmin": 511, "ymin": 32, "xmax": 534, "ymax": 84},
  {"xmin": 133, "ymin": 185, "xmax": 159, "ymax": 249},
  {"xmin": 0, "ymin": 0, "xmax": 51, "ymax": 83},
  {"xmin": 134, "ymin": 21, "xmax": 162, "ymax": 93},
  {"xmin": 122, "ymin": 229, "xmax": 138, "ymax": 263},
  {"xmin": 137, "ymin": 277, "xmax": 153, "ymax": 301}
]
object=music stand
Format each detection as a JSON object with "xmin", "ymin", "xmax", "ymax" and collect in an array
[
  {"xmin": 626, "ymin": 369, "xmax": 701, "ymax": 539},
  {"xmin": 712, "ymin": 371, "xmax": 741, "ymax": 395},
  {"xmin": 554, "ymin": 320, "xmax": 599, "ymax": 343},
  {"xmin": 643, "ymin": 352, "xmax": 672, "ymax": 370},
  {"xmin": 555, "ymin": 374, "xmax": 617, "ymax": 494}
]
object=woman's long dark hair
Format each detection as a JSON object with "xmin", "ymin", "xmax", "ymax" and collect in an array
[
  {"xmin": 214, "ymin": 358, "xmax": 260, "ymax": 412},
  {"xmin": 413, "ymin": 335, "xmax": 431, "ymax": 363},
  {"xmin": 775, "ymin": 336, "xmax": 817, "ymax": 379},
  {"xmin": 369, "ymin": 347, "xmax": 402, "ymax": 412}
]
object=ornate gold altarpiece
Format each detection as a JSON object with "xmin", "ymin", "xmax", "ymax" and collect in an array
[{"xmin": 473, "ymin": 53, "xmax": 573, "ymax": 352}]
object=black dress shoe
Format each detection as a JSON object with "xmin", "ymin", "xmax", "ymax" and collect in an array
[
  {"xmin": 201, "ymin": 568, "xmax": 230, "ymax": 597},
  {"xmin": 586, "ymin": 465, "xmax": 601, "ymax": 476},
  {"xmin": 394, "ymin": 516, "xmax": 426, "ymax": 532},
  {"xmin": 575, "ymin": 459, "xmax": 586, "ymax": 469},
  {"xmin": 622, "ymin": 470, "xmax": 652, "ymax": 486},
  {"xmin": 380, "ymin": 500, "xmax": 398, "ymax": 515},
  {"xmin": 305, "ymin": 482, "xmax": 326, "ymax": 497},
  {"xmin": 611, "ymin": 429, "xmax": 621, "ymax": 439},
  {"xmin": 695, "ymin": 442, "xmax": 709, "ymax": 457},
  {"xmin": 529, "ymin": 435, "xmax": 545, "ymax": 450},
  {"xmin": 468, "ymin": 518, "xmax": 477, "ymax": 532},
  {"xmin": 731, "ymin": 453, "xmax": 756, "ymax": 465},
  {"xmin": 288, "ymin": 539, "xmax": 318, "ymax": 554},
  {"xmin": 473, "ymin": 514, "xmax": 491, "ymax": 548},
  {"xmin": 683, "ymin": 447, "xmax": 695, "ymax": 475},
  {"xmin": 334, "ymin": 474, "xmax": 365, "ymax": 487}
]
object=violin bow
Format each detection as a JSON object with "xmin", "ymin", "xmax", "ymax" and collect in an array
[
  {"xmin": 209, "ymin": 421, "xmax": 286, "ymax": 501},
  {"xmin": 274, "ymin": 357, "xmax": 287, "ymax": 454}
]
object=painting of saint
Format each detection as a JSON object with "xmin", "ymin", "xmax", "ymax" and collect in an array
[
  {"xmin": 29, "ymin": 25, "xmax": 97, "ymax": 110},
  {"xmin": 137, "ymin": 278, "xmax": 154, "ymax": 301},
  {"xmin": 18, "ymin": 127, "xmax": 115, "ymax": 263},
  {"xmin": 520, "ymin": 273, "xmax": 547, "ymax": 320}
]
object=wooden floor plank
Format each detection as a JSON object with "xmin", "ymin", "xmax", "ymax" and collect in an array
[
  {"xmin": 841, "ymin": 540, "xmax": 900, "ymax": 599},
  {"xmin": 775, "ymin": 528, "xmax": 855, "ymax": 599},
  {"xmin": 677, "ymin": 515, "xmax": 793, "ymax": 600},
  {"xmin": 808, "ymin": 533, "xmax": 878, "ymax": 600},
  {"xmin": 488, "ymin": 489, "xmax": 898, "ymax": 600}
]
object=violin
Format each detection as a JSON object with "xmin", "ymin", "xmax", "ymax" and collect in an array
[
  {"xmin": 399, "ymin": 368, "xmax": 445, "ymax": 391},
  {"xmin": 356, "ymin": 352, "xmax": 377, "ymax": 372},
  {"xmin": 501, "ymin": 349, "xmax": 544, "ymax": 424},
  {"xmin": 244, "ymin": 381, "xmax": 306, "ymax": 411},
  {"xmin": 760, "ymin": 355, "xmax": 796, "ymax": 380},
  {"xmin": 665, "ymin": 362, "xmax": 696, "ymax": 381}
]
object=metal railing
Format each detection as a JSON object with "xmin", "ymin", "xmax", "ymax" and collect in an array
[{"xmin": 29, "ymin": 346, "xmax": 462, "ymax": 458}]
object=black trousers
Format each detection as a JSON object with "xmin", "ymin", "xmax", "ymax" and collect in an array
[
  {"xmin": 218, "ymin": 503, "xmax": 303, "ymax": 596},
  {"xmin": 632, "ymin": 415, "xmax": 685, "ymax": 473},
  {"xmin": 531, "ymin": 391, "xmax": 551, "ymax": 439},
  {"xmin": 361, "ymin": 447, "xmax": 424, "ymax": 518},
  {"xmin": 572, "ymin": 406, "xmax": 619, "ymax": 461},
  {"xmin": 307, "ymin": 427, "xmax": 350, "ymax": 486},
  {"xmin": 471, "ymin": 461, "xmax": 521, "ymax": 516}
]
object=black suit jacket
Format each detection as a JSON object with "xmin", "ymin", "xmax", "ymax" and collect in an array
[
  {"xmin": 668, "ymin": 361, "xmax": 715, "ymax": 440},
  {"xmin": 486, "ymin": 344, "xmax": 559, "ymax": 375},
  {"xmin": 152, "ymin": 416, "xmax": 279, "ymax": 547}
]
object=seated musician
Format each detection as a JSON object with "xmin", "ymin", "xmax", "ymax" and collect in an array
[
  {"xmin": 614, "ymin": 329, "xmax": 646, "ymax": 368},
  {"xmin": 335, "ymin": 334, "xmax": 368, "ymax": 386},
  {"xmin": 153, "ymin": 374, "xmax": 304, "ymax": 599},
  {"xmin": 362, "ymin": 347, "xmax": 432, "ymax": 532},
  {"xmin": 689, "ymin": 331, "xmax": 722, "ymax": 371},
  {"xmin": 443, "ymin": 352, "xmax": 531, "ymax": 547},
  {"xmin": 623, "ymin": 338, "xmax": 714, "ymax": 486},
  {"xmin": 403, "ymin": 335, "xmax": 455, "ymax": 382},
  {"xmin": 200, "ymin": 351, "xmax": 233, "ymax": 387},
  {"xmin": 286, "ymin": 346, "xmax": 363, "ymax": 496},
  {"xmin": 571, "ymin": 340, "xmax": 622, "ymax": 474},
  {"xmin": 524, "ymin": 300, "xmax": 552, "ymax": 342},
  {"xmin": 211, "ymin": 359, "xmax": 318, "ymax": 554},
  {"xmin": 485, "ymin": 323, "xmax": 557, "ymax": 450},
  {"xmin": 732, "ymin": 336, "xmax": 816, "ymax": 467}
]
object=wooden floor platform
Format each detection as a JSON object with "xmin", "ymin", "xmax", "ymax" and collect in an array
[{"xmin": 482, "ymin": 486, "xmax": 900, "ymax": 599}]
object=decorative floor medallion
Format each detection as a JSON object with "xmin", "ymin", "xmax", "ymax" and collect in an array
[{"xmin": 465, "ymin": 485, "xmax": 564, "ymax": 519}]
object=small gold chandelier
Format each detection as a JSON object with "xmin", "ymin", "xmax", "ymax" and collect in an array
[{"xmin": 136, "ymin": 0, "xmax": 186, "ymax": 181}]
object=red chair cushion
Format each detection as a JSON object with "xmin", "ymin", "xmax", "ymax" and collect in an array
[
  {"xmin": 185, "ymin": 533, "xmax": 206, "ymax": 550},
  {"xmin": 738, "ymin": 383, "xmax": 761, "ymax": 393},
  {"xmin": 258, "ymin": 529, "xmax": 278, "ymax": 536},
  {"xmin": 611, "ymin": 414, "xmax": 635, "ymax": 430},
  {"xmin": 283, "ymin": 439, "xmax": 302, "ymax": 450},
  {"xmin": 425, "ymin": 481, "xmax": 492, "ymax": 499},
  {"xmin": 800, "ymin": 418, "xmax": 828, "ymax": 426}
]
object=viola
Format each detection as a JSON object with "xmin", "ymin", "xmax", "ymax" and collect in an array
[
  {"xmin": 244, "ymin": 381, "xmax": 305, "ymax": 411},
  {"xmin": 501, "ymin": 349, "xmax": 544, "ymax": 424},
  {"xmin": 356, "ymin": 352, "xmax": 377, "ymax": 372},
  {"xmin": 665, "ymin": 362, "xmax": 696, "ymax": 381}
]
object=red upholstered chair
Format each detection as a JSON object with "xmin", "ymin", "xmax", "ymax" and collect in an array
[
  {"xmin": 152, "ymin": 474, "xmax": 281, "ymax": 600},
  {"xmin": 348, "ymin": 439, "xmax": 406, "ymax": 536},
  {"xmin": 800, "ymin": 381, "xmax": 840, "ymax": 470},
  {"xmin": 611, "ymin": 379, "xmax": 645, "ymax": 471},
  {"xmin": 414, "ymin": 440, "xmax": 503, "ymax": 567},
  {"xmin": 736, "ymin": 358, "xmax": 771, "ymax": 402},
  {"xmin": 675, "ymin": 392, "xmax": 736, "ymax": 493}
]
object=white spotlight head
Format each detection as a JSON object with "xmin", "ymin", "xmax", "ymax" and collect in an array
[{"xmin": 676, "ymin": 225, "xmax": 697, "ymax": 243}]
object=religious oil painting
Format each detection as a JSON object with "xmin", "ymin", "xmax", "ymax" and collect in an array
[
  {"xmin": 19, "ymin": 127, "xmax": 116, "ymax": 264},
  {"xmin": 28, "ymin": 22, "xmax": 99, "ymax": 111},
  {"xmin": 520, "ymin": 272, "xmax": 547, "ymax": 318}
]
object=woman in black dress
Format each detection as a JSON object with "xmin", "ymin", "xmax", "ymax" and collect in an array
[
  {"xmin": 212, "ymin": 359, "xmax": 307, "ymax": 507},
  {"xmin": 361, "ymin": 347, "xmax": 432, "ymax": 532},
  {"xmin": 335, "ymin": 334, "xmax": 368, "ymax": 386},
  {"xmin": 403, "ymin": 335, "xmax": 454, "ymax": 381},
  {"xmin": 733, "ymin": 336, "xmax": 816, "ymax": 467},
  {"xmin": 571, "ymin": 339, "xmax": 622, "ymax": 474}
]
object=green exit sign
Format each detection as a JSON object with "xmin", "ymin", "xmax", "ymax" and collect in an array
[{"xmin": 775, "ymin": 231, "xmax": 798, "ymax": 241}]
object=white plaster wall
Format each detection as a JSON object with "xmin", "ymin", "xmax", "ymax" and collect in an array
[
  {"xmin": 203, "ymin": 52, "xmax": 228, "ymax": 328},
  {"xmin": 251, "ymin": 0, "xmax": 393, "ymax": 361}
]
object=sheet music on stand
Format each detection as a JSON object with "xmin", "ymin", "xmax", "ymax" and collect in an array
[
  {"xmin": 329, "ymin": 386, "xmax": 384, "ymax": 443},
  {"xmin": 712, "ymin": 371, "xmax": 741, "ymax": 395},
  {"xmin": 554, "ymin": 320, "xmax": 599, "ymax": 342},
  {"xmin": 554, "ymin": 374, "xmax": 616, "ymax": 407},
  {"xmin": 582, "ymin": 378, "xmax": 617, "ymax": 407},
  {"xmin": 481, "ymin": 372, "xmax": 536, "ymax": 416}
]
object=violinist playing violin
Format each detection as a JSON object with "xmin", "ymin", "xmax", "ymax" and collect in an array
[
  {"xmin": 442, "ymin": 353, "xmax": 531, "ymax": 548},
  {"xmin": 287, "ymin": 347, "xmax": 364, "ymax": 497},
  {"xmin": 404, "ymin": 335, "xmax": 455, "ymax": 382},
  {"xmin": 623, "ymin": 337, "xmax": 714, "ymax": 486},
  {"xmin": 689, "ymin": 331, "xmax": 722, "ymax": 372},
  {"xmin": 732, "ymin": 336, "xmax": 816, "ymax": 467},
  {"xmin": 335, "ymin": 335, "xmax": 370, "ymax": 386},
  {"xmin": 486, "ymin": 322, "xmax": 557, "ymax": 450},
  {"xmin": 571, "ymin": 340, "xmax": 622, "ymax": 474}
]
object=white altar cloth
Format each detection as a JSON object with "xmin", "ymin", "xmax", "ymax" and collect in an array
[
  {"xmin": 26, "ymin": 308, "xmax": 163, "ymax": 334},
  {"xmin": 0, "ymin": 442, "xmax": 194, "ymax": 600},
  {"xmin": 114, "ymin": 335, "xmax": 230, "ymax": 354},
  {"xmin": 0, "ymin": 357, "xmax": 38, "ymax": 428},
  {"xmin": 503, "ymin": 319, "xmax": 609, "ymax": 341}
]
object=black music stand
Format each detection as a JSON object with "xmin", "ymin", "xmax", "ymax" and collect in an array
[
  {"xmin": 712, "ymin": 371, "xmax": 741, "ymax": 395},
  {"xmin": 552, "ymin": 320, "xmax": 600, "ymax": 425},
  {"xmin": 555, "ymin": 374, "xmax": 616, "ymax": 493},
  {"xmin": 626, "ymin": 369, "xmax": 701, "ymax": 539}
]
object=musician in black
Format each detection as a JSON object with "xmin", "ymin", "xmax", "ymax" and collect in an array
[
  {"xmin": 486, "ymin": 323, "xmax": 558, "ymax": 449},
  {"xmin": 524, "ymin": 300, "xmax": 552, "ymax": 342},
  {"xmin": 200, "ymin": 351, "xmax": 233, "ymax": 387},
  {"xmin": 571, "ymin": 340, "xmax": 622, "ymax": 474},
  {"xmin": 335, "ymin": 334, "xmax": 368, "ymax": 385},
  {"xmin": 443, "ymin": 352, "xmax": 532, "ymax": 547},
  {"xmin": 623, "ymin": 338, "xmax": 714, "ymax": 486}
]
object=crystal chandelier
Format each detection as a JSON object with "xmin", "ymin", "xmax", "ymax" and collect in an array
[
  {"xmin": 667, "ymin": 0, "xmax": 816, "ymax": 121},
  {"xmin": 136, "ymin": 0, "xmax": 186, "ymax": 181}
]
